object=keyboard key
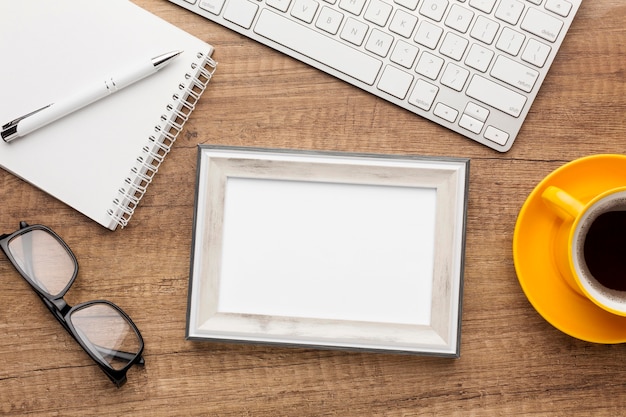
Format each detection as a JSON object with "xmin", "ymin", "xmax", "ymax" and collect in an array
[
  {"xmin": 445, "ymin": 4, "xmax": 474, "ymax": 33},
  {"xmin": 459, "ymin": 113, "xmax": 484, "ymax": 134},
  {"xmin": 341, "ymin": 17, "xmax": 369, "ymax": 45},
  {"xmin": 420, "ymin": 0, "xmax": 450, "ymax": 22},
  {"xmin": 470, "ymin": 15, "xmax": 499, "ymax": 44},
  {"xmin": 491, "ymin": 55, "xmax": 539, "ymax": 93},
  {"xmin": 484, "ymin": 125, "xmax": 509, "ymax": 145},
  {"xmin": 495, "ymin": 0, "xmax": 525, "ymax": 25},
  {"xmin": 521, "ymin": 38, "xmax": 551, "ymax": 67},
  {"xmin": 378, "ymin": 65, "xmax": 414, "ymax": 99},
  {"xmin": 465, "ymin": 43, "xmax": 494, "ymax": 72},
  {"xmin": 389, "ymin": 9, "xmax": 418, "ymax": 38},
  {"xmin": 496, "ymin": 27, "xmax": 525, "ymax": 56},
  {"xmin": 416, "ymin": 51, "xmax": 444, "ymax": 79},
  {"xmin": 414, "ymin": 20, "xmax": 444, "ymax": 49},
  {"xmin": 466, "ymin": 75, "xmax": 527, "ymax": 117},
  {"xmin": 266, "ymin": 0, "xmax": 291, "ymax": 11},
  {"xmin": 364, "ymin": 0, "xmax": 393, "ymax": 26},
  {"xmin": 439, "ymin": 32, "xmax": 469, "ymax": 61},
  {"xmin": 223, "ymin": 0, "xmax": 259, "ymax": 28},
  {"xmin": 521, "ymin": 7, "xmax": 564, "ymax": 42},
  {"xmin": 434, "ymin": 102, "xmax": 458, "ymax": 122},
  {"xmin": 339, "ymin": 0, "xmax": 367, "ymax": 15},
  {"xmin": 366, "ymin": 29, "xmax": 394, "ymax": 57},
  {"xmin": 254, "ymin": 10, "xmax": 383, "ymax": 85},
  {"xmin": 390, "ymin": 40, "xmax": 419, "ymax": 68},
  {"xmin": 468, "ymin": 0, "xmax": 496, "ymax": 14},
  {"xmin": 316, "ymin": 6, "xmax": 344, "ymax": 34},
  {"xmin": 464, "ymin": 102, "xmax": 489, "ymax": 122},
  {"xmin": 394, "ymin": 0, "xmax": 419, "ymax": 11},
  {"xmin": 409, "ymin": 79, "xmax": 439, "ymax": 110},
  {"xmin": 545, "ymin": 0, "xmax": 572, "ymax": 17},
  {"xmin": 291, "ymin": 0, "xmax": 319, "ymax": 23},
  {"xmin": 441, "ymin": 63, "xmax": 469, "ymax": 91}
]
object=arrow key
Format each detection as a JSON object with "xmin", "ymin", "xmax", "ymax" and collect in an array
[
  {"xmin": 459, "ymin": 113, "xmax": 484, "ymax": 134},
  {"xmin": 434, "ymin": 103, "xmax": 459, "ymax": 123}
]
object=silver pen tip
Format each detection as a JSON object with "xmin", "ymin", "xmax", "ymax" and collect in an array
[{"xmin": 151, "ymin": 50, "xmax": 183, "ymax": 68}]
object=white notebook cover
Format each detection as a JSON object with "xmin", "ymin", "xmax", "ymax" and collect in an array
[{"xmin": 0, "ymin": 0, "xmax": 216, "ymax": 230}]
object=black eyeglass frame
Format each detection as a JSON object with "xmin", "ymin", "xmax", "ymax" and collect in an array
[{"xmin": 0, "ymin": 222, "xmax": 145, "ymax": 387}]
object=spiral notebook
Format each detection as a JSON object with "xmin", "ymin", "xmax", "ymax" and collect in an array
[{"xmin": 0, "ymin": 0, "xmax": 216, "ymax": 230}]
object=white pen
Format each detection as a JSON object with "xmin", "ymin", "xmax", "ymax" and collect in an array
[{"xmin": 1, "ymin": 50, "xmax": 183, "ymax": 143}]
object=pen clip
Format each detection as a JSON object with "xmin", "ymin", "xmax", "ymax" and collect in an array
[{"xmin": 1, "ymin": 103, "xmax": 53, "ymax": 143}]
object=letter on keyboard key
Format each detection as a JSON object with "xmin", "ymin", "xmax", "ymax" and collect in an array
[
  {"xmin": 316, "ymin": 6, "xmax": 343, "ymax": 34},
  {"xmin": 291, "ymin": 0, "xmax": 319, "ymax": 23},
  {"xmin": 341, "ymin": 18, "xmax": 369, "ymax": 46},
  {"xmin": 420, "ymin": 0, "xmax": 450, "ymax": 22},
  {"xmin": 389, "ymin": 9, "xmax": 418, "ymax": 38},
  {"xmin": 254, "ymin": 10, "xmax": 383, "ymax": 85},
  {"xmin": 364, "ymin": 0, "xmax": 393, "ymax": 26},
  {"xmin": 466, "ymin": 75, "xmax": 527, "ymax": 117}
]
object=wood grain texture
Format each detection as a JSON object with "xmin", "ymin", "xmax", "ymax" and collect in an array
[{"xmin": 1, "ymin": 1, "xmax": 626, "ymax": 415}]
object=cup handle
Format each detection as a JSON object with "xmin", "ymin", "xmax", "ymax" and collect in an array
[{"xmin": 541, "ymin": 186, "xmax": 585, "ymax": 221}]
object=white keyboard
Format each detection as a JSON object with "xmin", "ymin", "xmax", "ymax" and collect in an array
[{"xmin": 167, "ymin": 0, "xmax": 582, "ymax": 151}]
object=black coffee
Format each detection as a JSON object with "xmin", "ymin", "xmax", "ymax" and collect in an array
[{"xmin": 583, "ymin": 211, "xmax": 626, "ymax": 291}]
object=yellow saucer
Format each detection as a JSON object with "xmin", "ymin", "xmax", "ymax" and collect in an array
[{"xmin": 513, "ymin": 154, "xmax": 626, "ymax": 343}]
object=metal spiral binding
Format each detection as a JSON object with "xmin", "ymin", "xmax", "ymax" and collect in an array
[{"xmin": 107, "ymin": 52, "xmax": 217, "ymax": 228}]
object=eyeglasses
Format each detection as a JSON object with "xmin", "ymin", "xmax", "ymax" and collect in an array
[{"xmin": 0, "ymin": 222, "xmax": 144, "ymax": 387}]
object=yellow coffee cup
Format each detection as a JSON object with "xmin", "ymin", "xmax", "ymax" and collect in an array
[{"xmin": 542, "ymin": 185, "xmax": 626, "ymax": 316}]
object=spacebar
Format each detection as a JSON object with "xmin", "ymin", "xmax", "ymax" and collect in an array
[{"xmin": 254, "ymin": 9, "xmax": 382, "ymax": 85}]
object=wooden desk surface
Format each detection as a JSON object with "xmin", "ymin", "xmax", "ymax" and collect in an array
[{"xmin": 1, "ymin": 1, "xmax": 625, "ymax": 415}]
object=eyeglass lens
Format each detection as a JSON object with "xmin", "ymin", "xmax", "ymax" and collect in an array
[
  {"xmin": 69, "ymin": 303, "xmax": 141, "ymax": 371},
  {"xmin": 7, "ymin": 229, "xmax": 75, "ymax": 297}
]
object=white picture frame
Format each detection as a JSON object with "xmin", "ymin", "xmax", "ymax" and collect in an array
[{"xmin": 187, "ymin": 146, "xmax": 469, "ymax": 356}]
